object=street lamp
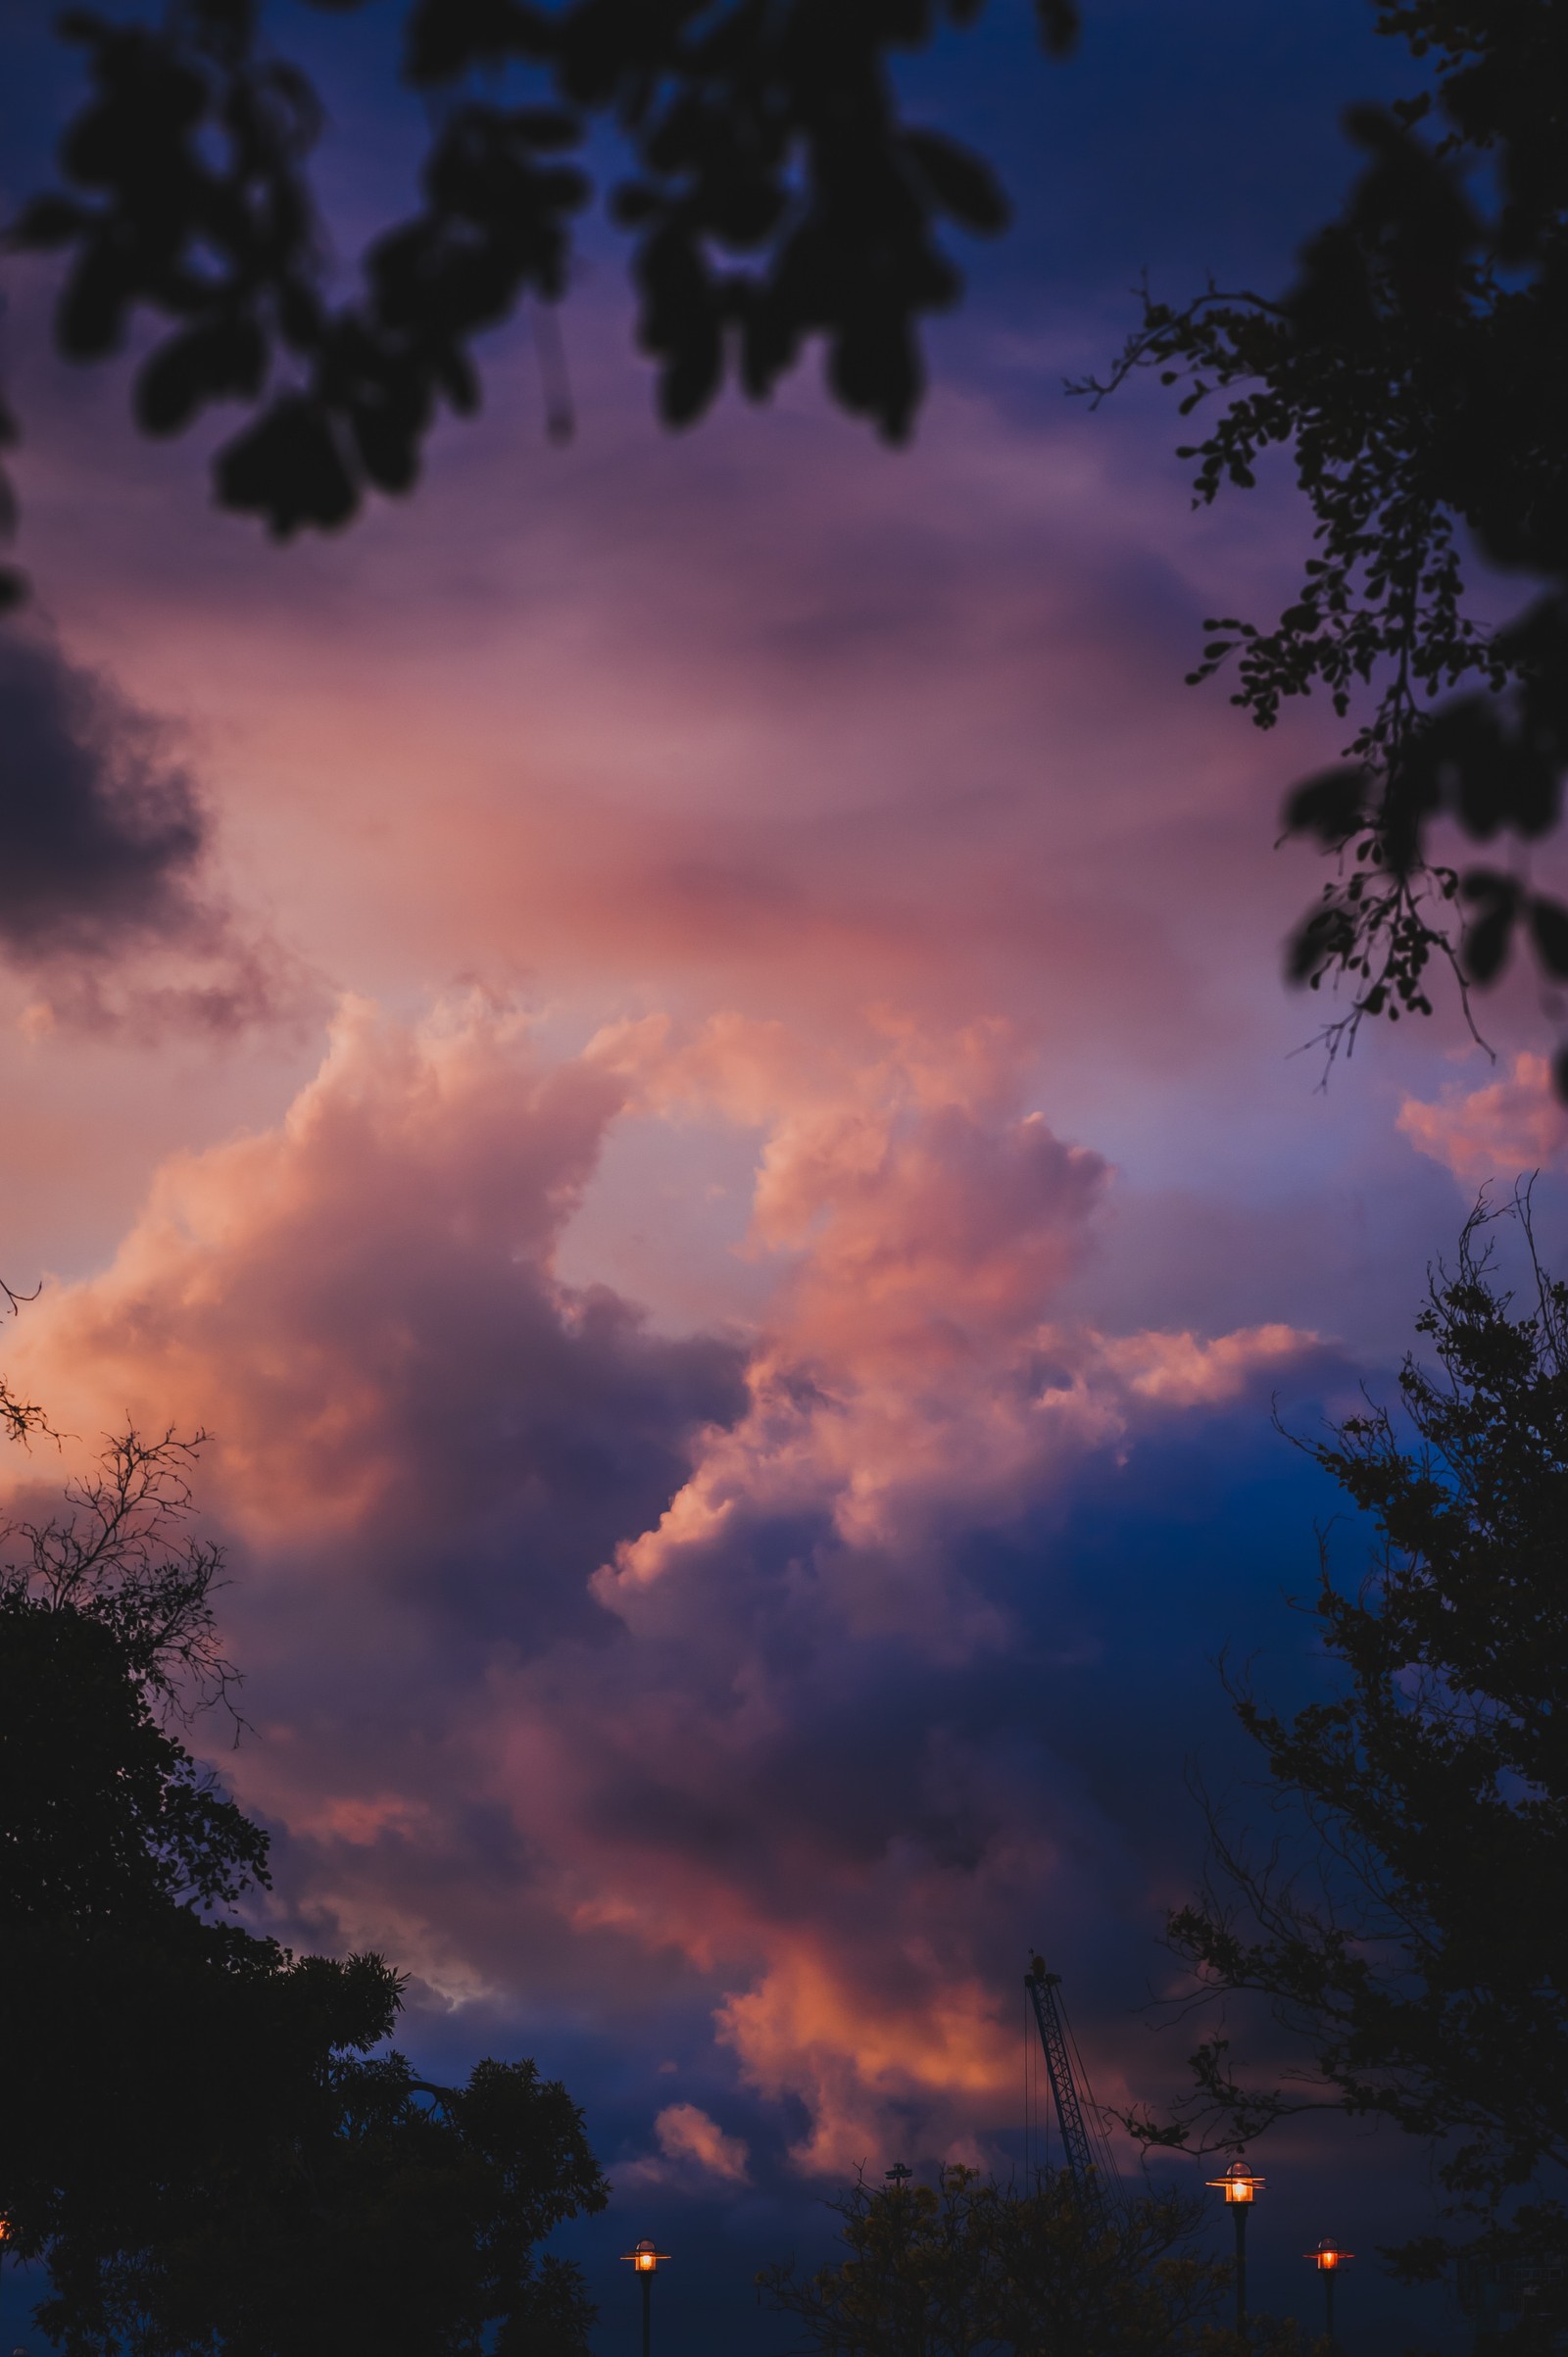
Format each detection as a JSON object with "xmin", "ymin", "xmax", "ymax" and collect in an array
[
  {"xmin": 1206, "ymin": 2162, "xmax": 1265, "ymax": 2341},
  {"xmin": 1307, "ymin": 2239, "xmax": 1352, "ymax": 2347},
  {"xmin": 620, "ymin": 2238, "xmax": 669, "ymax": 2357}
]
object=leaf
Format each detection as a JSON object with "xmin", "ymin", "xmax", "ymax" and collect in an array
[
  {"xmin": 512, "ymin": 106, "xmax": 582, "ymax": 151},
  {"xmin": 904, "ymin": 132, "xmax": 1010, "ymax": 234},
  {"xmin": 349, "ymin": 395, "xmax": 423, "ymax": 494},
  {"xmin": 6, "ymin": 193, "xmax": 89, "ymax": 252},
  {"xmin": 215, "ymin": 395, "xmax": 358, "ymax": 537},
  {"xmin": 1282, "ymin": 764, "xmax": 1369, "ymax": 845},
  {"xmin": 1458, "ymin": 864, "xmax": 1517, "ymax": 905},
  {"xmin": 659, "ymin": 325, "xmax": 723, "ymax": 429},
  {"xmin": 1033, "ymin": 0, "xmax": 1081, "ymax": 57},
  {"xmin": 56, "ymin": 244, "xmax": 129, "ymax": 361},
  {"xmin": 1462, "ymin": 900, "xmax": 1517, "ymax": 986},
  {"xmin": 1528, "ymin": 896, "xmax": 1568, "ymax": 980},
  {"xmin": 135, "ymin": 318, "xmax": 268, "ymax": 436}
]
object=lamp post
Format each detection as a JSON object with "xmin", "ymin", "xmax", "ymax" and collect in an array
[
  {"xmin": 1307, "ymin": 2239, "xmax": 1351, "ymax": 2348},
  {"xmin": 1207, "ymin": 2162, "xmax": 1265, "ymax": 2342},
  {"xmin": 620, "ymin": 2238, "xmax": 669, "ymax": 2357}
]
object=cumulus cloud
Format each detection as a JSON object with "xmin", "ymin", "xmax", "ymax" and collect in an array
[
  {"xmin": 620, "ymin": 2102, "xmax": 752, "ymax": 2190},
  {"xmin": 5, "ymin": 997, "xmax": 1322, "ymax": 2178},
  {"xmin": 1397, "ymin": 1053, "xmax": 1568, "ymax": 1185},
  {"xmin": 1097, "ymin": 1322, "xmax": 1317, "ymax": 1405},
  {"xmin": 0, "ymin": 620, "xmax": 292, "ymax": 1030},
  {"xmin": 12, "ymin": 992, "xmax": 743, "ymax": 1589},
  {"xmin": 591, "ymin": 1013, "xmax": 1314, "ymax": 1631}
]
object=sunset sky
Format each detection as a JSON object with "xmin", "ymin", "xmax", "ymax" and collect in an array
[{"xmin": 3, "ymin": 2, "xmax": 1567, "ymax": 2347}]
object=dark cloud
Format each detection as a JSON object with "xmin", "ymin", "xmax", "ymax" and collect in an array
[
  {"xmin": 0, "ymin": 622, "xmax": 206, "ymax": 950},
  {"xmin": 0, "ymin": 621, "xmax": 293, "ymax": 1027}
]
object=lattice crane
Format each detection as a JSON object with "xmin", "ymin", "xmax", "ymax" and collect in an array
[{"xmin": 1025, "ymin": 1955, "xmax": 1118, "ymax": 2222}]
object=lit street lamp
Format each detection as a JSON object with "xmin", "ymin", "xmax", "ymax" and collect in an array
[
  {"xmin": 620, "ymin": 2238, "xmax": 669, "ymax": 2357},
  {"xmin": 1307, "ymin": 2239, "xmax": 1352, "ymax": 2347},
  {"xmin": 1207, "ymin": 2162, "xmax": 1265, "ymax": 2341}
]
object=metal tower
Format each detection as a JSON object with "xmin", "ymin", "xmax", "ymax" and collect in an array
[{"xmin": 1025, "ymin": 1955, "xmax": 1116, "ymax": 2220}]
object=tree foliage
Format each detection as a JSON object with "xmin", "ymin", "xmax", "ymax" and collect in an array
[
  {"xmin": 0, "ymin": 1403, "xmax": 608, "ymax": 2354},
  {"xmin": 0, "ymin": 0, "xmax": 1079, "ymax": 583},
  {"xmin": 1086, "ymin": 3, "xmax": 1568, "ymax": 1087},
  {"xmin": 37, "ymin": 2052, "xmax": 607, "ymax": 2357},
  {"xmin": 1131, "ymin": 1198, "xmax": 1568, "ymax": 2265},
  {"xmin": 758, "ymin": 2165, "xmax": 1241, "ymax": 2357}
]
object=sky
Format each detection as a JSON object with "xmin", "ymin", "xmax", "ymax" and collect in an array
[{"xmin": 3, "ymin": 2, "xmax": 1568, "ymax": 2350}]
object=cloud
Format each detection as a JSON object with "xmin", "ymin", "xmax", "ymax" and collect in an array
[
  {"xmin": 592, "ymin": 1013, "xmax": 1315, "ymax": 1628},
  {"xmin": 532, "ymin": 1014, "xmax": 1322, "ymax": 2168},
  {"xmin": 1397, "ymin": 1053, "xmax": 1568, "ymax": 1186},
  {"xmin": 5, "ymin": 997, "xmax": 1323, "ymax": 2181},
  {"xmin": 620, "ymin": 2102, "xmax": 752, "ymax": 2190},
  {"xmin": 1097, "ymin": 1322, "xmax": 1318, "ymax": 1405},
  {"xmin": 6, "ymin": 289, "xmax": 1359, "ymax": 1099},
  {"xmin": 10, "ymin": 994, "xmax": 743, "ymax": 1579},
  {"xmin": 0, "ymin": 619, "xmax": 293, "ymax": 1030}
]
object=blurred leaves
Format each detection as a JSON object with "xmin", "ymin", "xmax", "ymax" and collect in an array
[{"xmin": 3, "ymin": 0, "xmax": 1073, "ymax": 555}]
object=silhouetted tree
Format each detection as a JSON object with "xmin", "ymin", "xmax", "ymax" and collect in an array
[
  {"xmin": 758, "ymin": 2164, "xmax": 1243, "ymax": 2357},
  {"xmin": 36, "ymin": 2052, "xmax": 606, "ymax": 2357},
  {"xmin": 1088, "ymin": 3, "xmax": 1568, "ymax": 1087},
  {"xmin": 0, "ymin": 1401, "xmax": 608, "ymax": 2355},
  {"xmin": 1130, "ymin": 1195, "xmax": 1568, "ymax": 2285}
]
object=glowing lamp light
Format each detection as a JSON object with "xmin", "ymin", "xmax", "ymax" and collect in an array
[
  {"xmin": 1208, "ymin": 2160, "xmax": 1264, "ymax": 2339},
  {"xmin": 1308, "ymin": 2234, "xmax": 1352, "ymax": 2344},
  {"xmin": 623, "ymin": 2235, "xmax": 669, "ymax": 2357},
  {"xmin": 1207, "ymin": 2161, "xmax": 1265, "ymax": 2205}
]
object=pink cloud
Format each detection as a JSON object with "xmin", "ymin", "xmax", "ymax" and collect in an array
[
  {"xmin": 1397, "ymin": 1053, "xmax": 1568, "ymax": 1185},
  {"xmin": 1096, "ymin": 1322, "xmax": 1318, "ymax": 1406},
  {"xmin": 620, "ymin": 2103, "xmax": 752, "ymax": 2190},
  {"xmin": 594, "ymin": 1013, "xmax": 1316, "ymax": 1628},
  {"xmin": 6, "ymin": 278, "xmax": 1357, "ymax": 1117},
  {"xmin": 6, "ymin": 994, "xmax": 730, "ymax": 1541},
  {"xmin": 5, "ymin": 994, "xmax": 1321, "ymax": 2175}
]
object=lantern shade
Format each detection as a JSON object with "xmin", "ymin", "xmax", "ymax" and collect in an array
[
  {"xmin": 1307, "ymin": 2240, "xmax": 1352, "ymax": 2270},
  {"xmin": 1206, "ymin": 2161, "xmax": 1265, "ymax": 2204},
  {"xmin": 621, "ymin": 2239, "xmax": 669, "ymax": 2273}
]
